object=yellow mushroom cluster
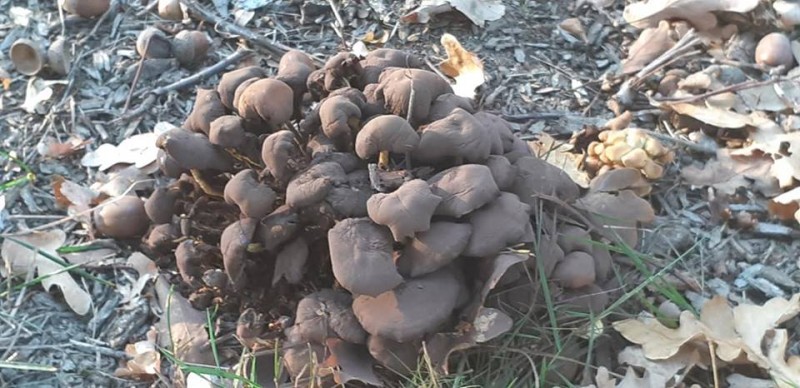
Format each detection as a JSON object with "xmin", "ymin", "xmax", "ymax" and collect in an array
[{"xmin": 586, "ymin": 128, "xmax": 674, "ymax": 179}]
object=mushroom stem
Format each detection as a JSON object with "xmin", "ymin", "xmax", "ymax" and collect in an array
[
  {"xmin": 378, "ymin": 150, "xmax": 390, "ymax": 170},
  {"xmin": 405, "ymin": 151, "xmax": 412, "ymax": 170}
]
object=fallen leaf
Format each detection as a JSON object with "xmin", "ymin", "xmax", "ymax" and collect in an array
[
  {"xmin": 623, "ymin": 0, "xmax": 760, "ymax": 30},
  {"xmin": 36, "ymin": 136, "xmax": 92, "ymax": 159},
  {"xmin": 439, "ymin": 33, "xmax": 485, "ymax": 99},
  {"xmin": 559, "ymin": 18, "xmax": 588, "ymax": 43},
  {"xmin": 154, "ymin": 275, "xmax": 214, "ymax": 365},
  {"xmin": 668, "ymin": 102, "xmax": 753, "ymax": 128},
  {"xmin": 91, "ymin": 164, "xmax": 154, "ymax": 197},
  {"xmin": 114, "ymin": 330, "xmax": 161, "ymax": 379},
  {"xmin": 21, "ymin": 78, "xmax": 58, "ymax": 114},
  {"xmin": 529, "ymin": 133, "xmax": 591, "ymax": 188},
  {"xmin": 618, "ymin": 346, "xmax": 701, "ymax": 387},
  {"xmin": 402, "ymin": 0, "xmax": 505, "ymax": 27},
  {"xmin": 681, "ymin": 149, "xmax": 777, "ymax": 195},
  {"xmin": 80, "ymin": 132, "xmax": 160, "ymax": 171},
  {"xmin": 0, "ymin": 230, "xmax": 92, "ymax": 315},
  {"xmin": 622, "ymin": 21, "xmax": 676, "ymax": 74},
  {"xmin": 52, "ymin": 176, "xmax": 100, "ymax": 212}
]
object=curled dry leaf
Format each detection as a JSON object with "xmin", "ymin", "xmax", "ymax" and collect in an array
[
  {"xmin": 621, "ymin": 21, "xmax": 675, "ymax": 74},
  {"xmin": 681, "ymin": 149, "xmax": 777, "ymax": 196},
  {"xmin": 81, "ymin": 132, "xmax": 161, "ymax": 171},
  {"xmin": 402, "ymin": 0, "xmax": 505, "ymax": 27},
  {"xmin": 623, "ymin": 0, "xmax": 760, "ymax": 30},
  {"xmin": 0, "ymin": 230, "xmax": 92, "ymax": 315},
  {"xmin": 667, "ymin": 102, "xmax": 753, "ymax": 128},
  {"xmin": 114, "ymin": 330, "xmax": 161, "ymax": 379},
  {"xmin": 528, "ymin": 133, "xmax": 590, "ymax": 188},
  {"xmin": 439, "ymin": 33, "xmax": 485, "ymax": 99},
  {"xmin": 558, "ymin": 18, "xmax": 588, "ymax": 43},
  {"xmin": 37, "ymin": 136, "xmax": 92, "ymax": 159}
]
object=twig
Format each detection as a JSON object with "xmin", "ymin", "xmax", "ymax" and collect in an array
[
  {"xmin": 78, "ymin": 0, "xmax": 119, "ymax": 45},
  {"xmin": 122, "ymin": 37, "xmax": 151, "ymax": 113},
  {"xmin": 326, "ymin": 0, "xmax": 347, "ymax": 49},
  {"xmin": 644, "ymin": 126, "xmax": 716, "ymax": 155},
  {"xmin": 651, "ymin": 74, "xmax": 797, "ymax": 104},
  {"xmin": 501, "ymin": 111, "xmax": 569, "ymax": 122}
]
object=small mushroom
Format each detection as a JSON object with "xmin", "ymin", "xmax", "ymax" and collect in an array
[
  {"xmin": 396, "ymin": 221, "xmax": 472, "ymax": 277},
  {"xmin": 272, "ymin": 237, "xmax": 309, "ymax": 285},
  {"xmin": 473, "ymin": 112, "xmax": 518, "ymax": 154},
  {"xmin": 755, "ymin": 32, "xmax": 794, "ymax": 68},
  {"xmin": 217, "ymin": 66, "xmax": 268, "ymax": 110},
  {"xmin": 355, "ymin": 115, "xmax": 419, "ymax": 170},
  {"xmin": 552, "ymin": 251, "xmax": 596, "ymax": 289},
  {"xmin": 325, "ymin": 169, "xmax": 372, "ymax": 218},
  {"xmin": 261, "ymin": 130, "xmax": 302, "ymax": 184},
  {"xmin": 414, "ymin": 108, "xmax": 492, "ymax": 164},
  {"xmin": 362, "ymin": 83, "xmax": 386, "ymax": 118},
  {"xmin": 428, "ymin": 93, "xmax": 475, "ymax": 122},
  {"xmin": 47, "ymin": 37, "xmax": 71, "ymax": 76},
  {"xmin": 144, "ymin": 222, "xmax": 180, "ymax": 253},
  {"xmin": 556, "ymin": 224, "xmax": 593, "ymax": 254},
  {"xmin": 374, "ymin": 68, "xmax": 453, "ymax": 126},
  {"xmin": 286, "ymin": 162, "xmax": 346, "ymax": 208},
  {"xmin": 61, "ymin": 0, "xmax": 110, "ymax": 18},
  {"xmin": 485, "ymin": 155, "xmax": 516, "ymax": 191},
  {"xmin": 275, "ymin": 50, "xmax": 316, "ymax": 117},
  {"xmin": 156, "ymin": 128, "xmax": 234, "ymax": 171},
  {"xmin": 367, "ymin": 335, "xmax": 420, "ymax": 374},
  {"xmin": 319, "ymin": 95, "xmax": 362, "ymax": 150},
  {"xmin": 511, "ymin": 156, "xmax": 580, "ymax": 206},
  {"xmin": 256, "ymin": 205, "xmax": 299, "ymax": 252},
  {"xmin": 209, "ymin": 115, "xmax": 246, "ymax": 148},
  {"xmin": 144, "ymin": 186, "xmax": 178, "ymax": 224},
  {"xmin": 136, "ymin": 27, "xmax": 172, "ymax": 59},
  {"xmin": 157, "ymin": 0, "xmax": 182, "ymax": 20},
  {"xmin": 223, "ymin": 169, "xmax": 277, "ymax": 219},
  {"xmin": 359, "ymin": 48, "xmax": 425, "ymax": 85},
  {"xmin": 463, "ymin": 192, "xmax": 535, "ymax": 258},
  {"xmin": 367, "ymin": 179, "xmax": 442, "ymax": 241},
  {"xmin": 292, "ymin": 289, "xmax": 367, "ymax": 344},
  {"xmin": 220, "ymin": 218, "xmax": 257, "ymax": 290},
  {"xmin": 171, "ymin": 30, "xmax": 210, "ymax": 69},
  {"xmin": 183, "ymin": 88, "xmax": 226, "ymax": 135},
  {"xmin": 10, "ymin": 39, "xmax": 46, "ymax": 76},
  {"xmin": 321, "ymin": 52, "xmax": 363, "ymax": 91},
  {"xmin": 157, "ymin": 149, "xmax": 185, "ymax": 178},
  {"xmin": 327, "ymin": 218, "xmax": 403, "ymax": 296},
  {"xmin": 175, "ymin": 239, "xmax": 216, "ymax": 286},
  {"xmin": 93, "ymin": 196, "xmax": 149, "ymax": 238},
  {"xmin": 352, "ymin": 266, "xmax": 463, "ymax": 343},
  {"xmin": 427, "ymin": 164, "xmax": 500, "ymax": 218},
  {"xmin": 236, "ymin": 78, "xmax": 295, "ymax": 132}
]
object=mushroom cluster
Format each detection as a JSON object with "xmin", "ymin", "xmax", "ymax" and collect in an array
[
  {"xmin": 585, "ymin": 127, "xmax": 674, "ymax": 179},
  {"xmin": 121, "ymin": 48, "xmax": 637, "ymax": 384}
]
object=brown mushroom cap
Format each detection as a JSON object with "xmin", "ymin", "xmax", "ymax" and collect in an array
[
  {"xmin": 485, "ymin": 155, "xmax": 516, "ymax": 191},
  {"xmin": 275, "ymin": 50, "xmax": 315, "ymax": 103},
  {"xmin": 256, "ymin": 204, "xmax": 299, "ymax": 252},
  {"xmin": 326, "ymin": 169, "xmax": 372, "ymax": 218},
  {"xmin": 427, "ymin": 164, "xmax": 500, "ymax": 218},
  {"xmin": 136, "ymin": 27, "xmax": 171, "ymax": 58},
  {"xmin": 311, "ymin": 152, "xmax": 362, "ymax": 173},
  {"xmin": 396, "ymin": 221, "xmax": 472, "ymax": 277},
  {"xmin": 261, "ymin": 130, "xmax": 301, "ymax": 184},
  {"xmin": 473, "ymin": 112, "xmax": 518, "ymax": 154},
  {"xmin": 355, "ymin": 115, "xmax": 419, "ymax": 160},
  {"xmin": 428, "ymin": 93, "xmax": 475, "ymax": 122},
  {"xmin": 156, "ymin": 128, "xmax": 234, "ymax": 171},
  {"xmin": 272, "ymin": 237, "xmax": 309, "ymax": 285},
  {"xmin": 220, "ymin": 218, "xmax": 257, "ymax": 290},
  {"xmin": 559, "ymin": 284, "xmax": 609, "ymax": 314},
  {"xmin": 144, "ymin": 187, "xmax": 178, "ymax": 224},
  {"xmin": 286, "ymin": 162, "xmax": 347, "ymax": 208},
  {"xmin": 319, "ymin": 95, "xmax": 362, "ymax": 149},
  {"xmin": 62, "ymin": 0, "xmax": 110, "ymax": 18},
  {"xmin": 552, "ymin": 251, "xmax": 596, "ymax": 289},
  {"xmin": 223, "ymin": 169, "xmax": 277, "ymax": 219},
  {"xmin": 352, "ymin": 266, "xmax": 462, "ymax": 343},
  {"xmin": 360, "ymin": 48, "xmax": 425, "ymax": 85},
  {"xmin": 93, "ymin": 196, "xmax": 149, "ymax": 238},
  {"xmin": 414, "ymin": 108, "xmax": 492, "ymax": 164},
  {"xmin": 464, "ymin": 192, "xmax": 535, "ymax": 258},
  {"xmin": 217, "ymin": 66, "xmax": 268, "ymax": 110},
  {"xmin": 293, "ymin": 289, "xmax": 368, "ymax": 345},
  {"xmin": 327, "ymin": 218, "xmax": 403, "ymax": 296},
  {"xmin": 232, "ymin": 77, "xmax": 261, "ymax": 116},
  {"xmin": 175, "ymin": 239, "xmax": 215, "ymax": 286},
  {"xmin": 362, "ymin": 83, "xmax": 386, "ymax": 118},
  {"xmin": 282, "ymin": 340, "xmax": 327, "ymax": 382},
  {"xmin": 209, "ymin": 115, "xmax": 246, "ymax": 148},
  {"xmin": 375, "ymin": 68, "xmax": 453, "ymax": 126},
  {"xmin": 183, "ymin": 88, "xmax": 225, "ymax": 135},
  {"xmin": 322, "ymin": 52, "xmax": 363, "ymax": 91},
  {"xmin": 367, "ymin": 335, "xmax": 420, "ymax": 373},
  {"xmin": 144, "ymin": 222, "xmax": 180, "ymax": 253},
  {"xmin": 236, "ymin": 78, "xmax": 294, "ymax": 130},
  {"xmin": 367, "ymin": 179, "xmax": 442, "ymax": 241},
  {"xmin": 171, "ymin": 30, "xmax": 210, "ymax": 68},
  {"xmin": 511, "ymin": 156, "xmax": 580, "ymax": 206},
  {"xmin": 157, "ymin": 149, "xmax": 185, "ymax": 178},
  {"xmin": 556, "ymin": 224, "xmax": 593, "ymax": 254},
  {"xmin": 755, "ymin": 32, "xmax": 794, "ymax": 68}
]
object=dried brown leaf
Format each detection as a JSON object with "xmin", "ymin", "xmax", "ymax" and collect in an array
[
  {"xmin": 402, "ymin": 0, "xmax": 505, "ymax": 27},
  {"xmin": 529, "ymin": 133, "xmax": 590, "ymax": 188},
  {"xmin": 668, "ymin": 102, "xmax": 753, "ymax": 128},
  {"xmin": 622, "ymin": 21, "xmax": 675, "ymax": 74},
  {"xmin": 681, "ymin": 149, "xmax": 777, "ymax": 195},
  {"xmin": 439, "ymin": 33, "xmax": 485, "ymax": 99},
  {"xmin": 623, "ymin": 0, "xmax": 760, "ymax": 30}
]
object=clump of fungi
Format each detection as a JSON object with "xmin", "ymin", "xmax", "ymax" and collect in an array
[{"xmin": 118, "ymin": 47, "xmax": 654, "ymax": 385}]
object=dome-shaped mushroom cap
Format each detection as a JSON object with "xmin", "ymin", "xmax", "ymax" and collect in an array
[
  {"xmin": 326, "ymin": 169, "xmax": 371, "ymax": 217},
  {"xmin": 217, "ymin": 66, "xmax": 268, "ymax": 110},
  {"xmin": 485, "ymin": 155, "xmax": 516, "ymax": 191},
  {"xmin": 464, "ymin": 192, "xmax": 535, "ymax": 258},
  {"xmin": 427, "ymin": 164, "xmax": 500, "ymax": 218},
  {"xmin": 428, "ymin": 93, "xmax": 475, "ymax": 122},
  {"xmin": 511, "ymin": 156, "xmax": 580, "ymax": 205},
  {"xmin": 256, "ymin": 204, "xmax": 299, "ymax": 252},
  {"xmin": 209, "ymin": 115, "xmax": 246, "ymax": 148},
  {"xmin": 367, "ymin": 335, "xmax": 420, "ymax": 373},
  {"xmin": 261, "ymin": 130, "xmax": 300, "ymax": 184},
  {"xmin": 396, "ymin": 221, "xmax": 472, "ymax": 277},
  {"xmin": 414, "ymin": 108, "xmax": 492, "ymax": 164},
  {"xmin": 223, "ymin": 169, "xmax": 277, "ymax": 219},
  {"xmin": 144, "ymin": 187, "xmax": 178, "ymax": 225},
  {"xmin": 293, "ymin": 289, "xmax": 368, "ymax": 345},
  {"xmin": 156, "ymin": 128, "xmax": 234, "ymax": 172},
  {"xmin": 359, "ymin": 48, "xmax": 424, "ymax": 85},
  {"xmin": 352, "ymin": 266, "xmax": 463, "ymax": 343},
  {"xmin": 236, "ymin": 78, "xmax": 295, "ymax": 130},
  {"xmin": 355, "ymin": 115, "xmax": 419, "ymax": 159},
  {"xmin": 220, "ymin": 218, "xmax": 257, "ymax": 290},
  {"xmin": 286, "ymin": 162, "xmax": 347, "ymax": 208},
  {"xmin": 375, "ymin": 68, "xmax": 453, "ymax": 125},
  {"xmin": 473, "ymin": 112, "xmax": 518, "ymax": 154},
  {"xmin": 93, "ymin": 196, "xmax": 149, "ymax": 238},
  {"xmin": 328, "ymin": 218, "xmax": 403, "ymax": 297},
  {"xmin": 183, "ymin": 88, "xmax": 225, "ymax": 136},
  {"xmin": 367, "ymin": 179, "xmax": 442, "ymax": 241},
  {"xmin": 552, "ymin": 251, "xmax": 596, "ymax": 289},
  {"xmin": 319, "ymin": 95, "xmax": 362, "ymax": 148}
]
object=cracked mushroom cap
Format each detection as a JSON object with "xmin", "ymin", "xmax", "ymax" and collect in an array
[
  {"xmin": 209, "ymin": 115, "xmax": 246, "ymax": 149},
  {"xmin": 354, "ymin": 115, "xmax": 419, "ymax": 160},
  {"xmin": 427, "ymin": 164, "xmax": 500, "ymax": 218},
  {"xmin": 261, "ymin": 130, "xmax": 301, "ymax": 184},
  {"xmin": 286, "ymin": 162, "xmax": 347, "ymax": 208},
  {"xmin": 352, "ymin": 266, "xmax": 463, "ymax": 343},
  {"xmin": 319, "ymin": 95, "xmax": 362, "ymax": 150},
  {"xmin": 368, "ymin": 335, "xmax": 420, "ymax": 374},
  {"xmin": 367, "ymin": 179, "xmax": 442, "ymax": 241},
  {"xmin": 327, "ymin": 218, "xmax": 403, "ymax": 296},
  {"xmin": 293, "ymin": 289, "xmax": 368, "ymax": 345},
  {"xmin": 511, "ymin": 156, "xmax": 580, "ymax": 206},
  {"xmin": 183, "ymin": 88, "xmax": 225, "ymax": 136},
  {"xmin": 428, "ymin": 93, "xmax": 475, "ymax": 122},
  {"xmin": 375, "ymin": 68, "xmax": 453, "ymax": 126},
  {"xmin": 359, "ymin": 48, "xmax": 424, "ymax": 85},
  {"xmin": 156, "ymin": 128, "xmax": 234, "ymax": 172},
  {"xmin": 144, "ymin": 187, "xmax": 178, "ymax": 224},
  {"xmin": 235, "ymin": 78, "xmax": 294, "ymax": 131},
  {"xmin": 485, "ymin": 155, "xmax": 516, "ymax": 191},
  {"xmin": 396, "ymin": 221, "xmax": 472, "ymax": 277},
  {"xmin": 93, "ymin": 196, "xmax": 149, "ymax": 238},
  {"xmin": 223, "ymin": 169, "xmax": 277, "ymax": 219},
  {"xmin": 414, "ymin": 108, "xmax": 492, "ymax": 164},
  {"xmin": 464, "ymin": 192, "xmax": 535, "ymax": 258},
  {"xmin": 217, "ymin": 66, "xmax": 268, "ymax": 110},
  {"xmin": 256, "ymin": 204, "xmax": 299, "ymax": 252},
  {"xmin": 220, "ymin": 218, "xmax": 257, "ymax": 290}
]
